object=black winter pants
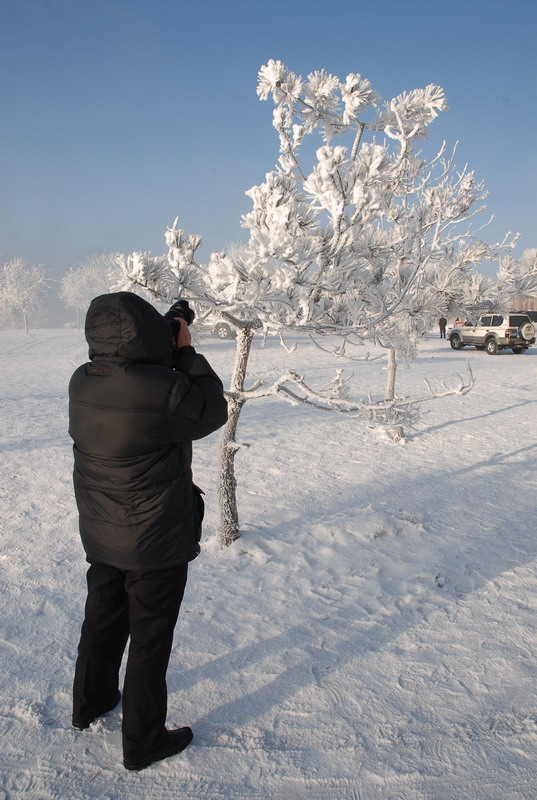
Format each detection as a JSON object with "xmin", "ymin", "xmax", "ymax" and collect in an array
[{"xmin": 73, "ymin": 562, "xmax": 188, "ymax": 761}]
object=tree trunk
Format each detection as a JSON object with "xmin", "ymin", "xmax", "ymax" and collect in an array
[
  {"xmin": 385, "ymin": 347, "xmax": 404, "ymax": 442},
  {"xmin": 23, "ymin": 312, "xmax": 29, "ymax": 335},
  {"xmin": 385, "ymin": 347, "xmax": 397, "ymax": 401},
  {"xmin": 217, "ymin": 325, "xmax": 255, "ymax": 546},
  {"xmin": 218, "ymin": 394, "xmax": 245, "ymax": 546}
]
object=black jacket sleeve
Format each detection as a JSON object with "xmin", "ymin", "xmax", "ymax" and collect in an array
[{"xmin": 167, "ymin": 346, "xmax": 228, "ymax": 441}]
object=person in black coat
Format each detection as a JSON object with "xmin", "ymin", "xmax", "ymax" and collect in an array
[{"xmin": 69, "ymin": 292, "xmax": 228, "ymax": 771}]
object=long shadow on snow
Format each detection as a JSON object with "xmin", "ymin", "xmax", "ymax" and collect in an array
[
  {"xmin": 414, "ymin": 398, "xmax": 537, "ymax": 438},
  {"xmin": 170, "ymin": 595, "xmax": 420, "ymax": 730},
  {"xmin": 170, "ymin": 435, "xmax": 537, "ymax": 727}
]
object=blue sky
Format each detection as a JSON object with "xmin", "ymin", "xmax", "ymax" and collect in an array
[{"xmin": 1, "ymin": 0, "xmax": 536, "ymax": 312}]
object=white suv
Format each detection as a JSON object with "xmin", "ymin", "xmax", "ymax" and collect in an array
[
  {"xmin": 195, "ymin": 315, "xmax": 236, "ymax": 339},
  {"xmin": 449, "ymin": 313, "xmax": 535, "ymax": 355}
]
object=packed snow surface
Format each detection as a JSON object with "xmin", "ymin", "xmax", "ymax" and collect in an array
[{"xmin": 1, "ymin": 329, "xmax": 536, "ymax": 799}]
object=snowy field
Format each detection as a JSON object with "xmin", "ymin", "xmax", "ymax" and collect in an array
[{"xmin": 1, "ymin": 327, "xmax": 537, "ymax": 800}]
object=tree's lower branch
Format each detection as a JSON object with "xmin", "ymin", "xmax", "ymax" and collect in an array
[{"xmin": 273, "ymin": 364, "xmax": 475, "ymax": 429}]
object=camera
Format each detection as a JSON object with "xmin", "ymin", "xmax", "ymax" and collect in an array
[{"xmin": 163, "ymin": 300, "xmax": 195, "ymax": 342}]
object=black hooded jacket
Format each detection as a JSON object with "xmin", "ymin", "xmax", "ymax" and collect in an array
[{"xmin": 68, "ymin": 292, "xmax": 228, "ymax": 570}]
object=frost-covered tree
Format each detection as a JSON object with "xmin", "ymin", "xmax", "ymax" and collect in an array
[
  {"xmin": 59, "ymin": 268, "xmax": 87, "ymax": 330},
  {"xmin": 242, "ymin": 61, "xmax": 520, "ymax": 392},
  {"xmin": 59, "ymin": 252, "xmax": 120, "ymax": 328},
  {"xmin": 118, "ymin": 61, "xmax": 534, "ymax": 544},
  {"xmin": 0, "ymin": 258, "xmax": 48, "ymax": 334}
]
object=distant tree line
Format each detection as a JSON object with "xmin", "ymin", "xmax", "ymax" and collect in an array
[{"xmin": 0, "ymin": 252, "xmax": 122, "ymax": 333}]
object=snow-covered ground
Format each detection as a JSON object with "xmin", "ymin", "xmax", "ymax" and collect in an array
[{"xmin": 1, "ymin": 328, "xmax": 536, "ymax": 800}]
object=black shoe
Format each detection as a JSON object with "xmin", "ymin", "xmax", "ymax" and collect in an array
[
  {"xmin": 72, "ymin": 691, "xmax": 122, "ymax": 731},
  {"xmin": 123, "ymin": 727, "xmax": 193, "ymax": 771}
]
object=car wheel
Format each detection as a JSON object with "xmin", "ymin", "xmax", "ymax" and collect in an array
[
  {"xmin": 450, "ymin": 334, "xmax": 464, "ymax": 350},
  {"xmin": 512, "ymin": 346, "xmax": 525, "ymax": 354},
  {"xmin": 215, "ymin": 323, "xmax": 232, "ymax": 339},
  {"xmin": 486, "ymin": 338, "xmax": 498, "ymax": 355}
]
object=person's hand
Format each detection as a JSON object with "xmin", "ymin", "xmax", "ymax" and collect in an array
[{"xmin": 175, "ymin": 317, "xmax": 192, "ymax": 348}]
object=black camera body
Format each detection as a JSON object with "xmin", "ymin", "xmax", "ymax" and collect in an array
[{"xmin": 163, "ymin": 300, "xmax": 195, "ymax": 342}]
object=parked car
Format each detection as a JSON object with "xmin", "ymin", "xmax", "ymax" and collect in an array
[
  {"xmin": 211, "ymin": 319, "xmax": 235, "ymax": 339},
  {"xmin": 448, "ymin": 313, "xmax": 535, "ymax": 355},
  {"xmin": 195, "ymin": 315, "xmax": 236, "ymax": 339}
]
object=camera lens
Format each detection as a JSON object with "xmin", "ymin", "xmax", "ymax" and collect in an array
[{"xmin": 164, "ymin": 300, "xmax": 195, "ymax": 326}]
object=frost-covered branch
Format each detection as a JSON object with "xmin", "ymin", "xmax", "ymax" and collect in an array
[
  {"xmin": 274, "ymin": 364, "xmax": 475, "ymax": 436},
  {"xmin": 308, "ymin": 332, "xmax": 383, "ymax": 361}
]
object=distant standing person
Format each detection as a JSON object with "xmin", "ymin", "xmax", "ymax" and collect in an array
[
  {"xmin": 69, "ymin": 292, "xmax": 228, "ymax": 771},
  {"xmin": 439, "ymin": 316, "xmax": 447, "ymax": 338}
]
